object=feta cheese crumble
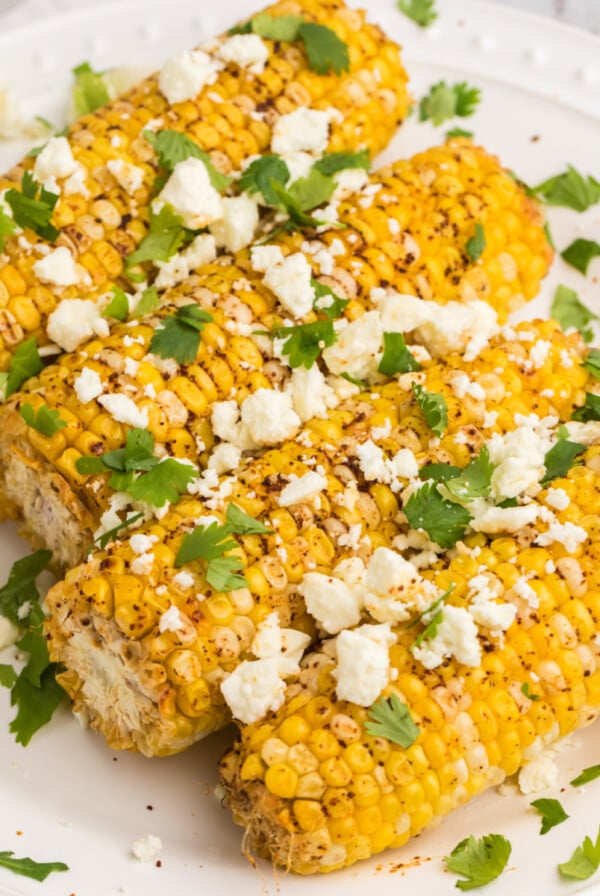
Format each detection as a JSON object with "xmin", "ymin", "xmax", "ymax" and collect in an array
[
  {"xmin": 47, "ymin": 299, "xmax": 110, "ymax": 352},
  {"xmin": 334, "ymin": 623, "xmax": 395, "ymax": 706},
  {"xmin": 33, "ymin": 136, "xmax": 77, "ymax": 184},
  {"xmin": 271, "ymin": 107, "xmax": 331, "ymax": 155},
  {"xmin": 158, "ymin": 49, "xmax": 222, "ymax": 104},
  {"xmin": 159, "ymin": 604, "xmax": 185, "ymax": 633},
  {"xmin": 216, "ymin": 34, "xmax": 269, "ymax": 74},
  {"xmin": 157, "ymin": 157, "xmax": 223, "ymax": 229},
  {"xmin": 74, "ymin": 367, "xmax": 104, "ymax": 403},
  {"xmin": 210, "ymin": 195, "xmax": 259, "ymax": 253},
  {"xmin": 278, "ymin": 471, "xmax": 328, "ymax": 507},
  {"xmin": 131, "ymin": 835, "xmax": 163, "ymax": 863},
  {"xmin": 98, "ymin": 393, "xmax": 149, "ymax": 429},
  {"xmin": 261, "ymin": 251, "xmax": 315, "ymax": 319},
  {"xmin": 412, "ymin": 605, "xmax": 481, "ymax": 670},
  {"xmin": 32, "ymin": 246, "xmax": 79, "ymax": 287},
  {"xmin": 241, "ymin": 389, "xmax": 300, "ymax": 446},
  {"xmin": 106, "ymin": 159, "xmax": 145, "ymax": 196},
  {"xmin": 299, "ymin": 571, "xmax": 364, "ymax": 634}
]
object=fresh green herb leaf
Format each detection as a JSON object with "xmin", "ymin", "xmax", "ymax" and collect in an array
[
  {"xmin": 466, "ymin": 222, "xmax": 486, "ymax": 262},
  {"xmin": 445, "ymin": 834, "xmax": 511, "ymax": 891},
  {"xmin": 144, "ymin": 129, "xmax": 231, "ymax": 191},
  {"xmin": 365, "ymin": 693, "xmax": 420, "ymax": 747},
  {"xmin": 239, "ymin": 154, "xmax": 290, "ymax": 205},
  {"xmin": 76, "ymin": 428, "xmax": 157, "ymax": 478},
  {"xmin": 0, "ymin": 665, "xmax": 17, "ymax": 688},
  {"xmin": 446, "ymin": 127, "xmax": 474, "ymax": 138},
  {"xmin": 273, "ymin": 320, "xmax": 336, "ymax": 369},
  {"xmin": 0, "ymin": 852, "xmax": 68, "ymax": 883},
  {"xmin": 551, "ymin": 284, "xmax": 597, "ymax": 343},
  {"xmin": 419, "ymin": 81, "xmax": 481, "ymax": 126},
  {"xmin": 19, "ymin": 403, "xmax": 67, "ymax": 438},
  {"xmin": 558, "ymin": 827, "xmax": 600, "ymax": 881},
  {"xmin": 530, "ymin": 798, "xmax": 568, "ymax": 835},
  {"xmin": 583, "ymin": 349, "xmax": 600, "ymax": 380},
  {"xmin": 340, "ymin": 372, "xmax": 366, "ymax": 388},
  {"xmin": 103, "ymin": 286, "xmax": 129, "ymax": 321},
  {"xmin": 125, "ymin": 458, "xmax": 196, "ymax": 507},
  {"xmin": 0, "ymin": 209, "xmax": 17, "ymax": 251},
  {"xmin": 175, "ymin": 522, "xmax": 246, "ymax": 592},
  {"xmin": 94, "ymin": 512, "xmax": 145, "ymax": 550},
  {"xmin": 149, "ymin": 304, "xmax": 213, "ymax": 365},
  {"xmin": 134, "ymin": 286, "xmax": 160, "ymax": 318},
  {"xmin": 285, "ymin": 167, "xmax": 336, "ymax": 212},
  {"xmin": 411, "ymin": 607, "xmax": 443, "ymax": 649},
  {"xmin": 5, "ymin": 337, "xmax": 43, "ymax": 398},
  {"xmin": 561, "ymin": 238, "xmax": 600, "ymax": 274},
  {"xmin": 5, "ymin": 172, "xmax": 59, "ymax": 242},
  {"xmin": 125, "ymin": 203, "xmax": 188, "ymax": 269},
  {"xmin": 498, "ymin": 496, "xmax": 519, "ymax": 508},
  {"xmin": 404, "ymin": 481, "xmax": 472, "ymax": 549},
  {"xmin": 520, "ymin": 682, "xmax": 540, "ymax": 702},
  {"xmin": 312, "ymin": 280, "xmax": 348, "ymax": 320},
  {"xmin": 297, "ymin": 22, "xmax": 349, "ymax": 75},
  {"xmin": 313, "ymin": 150, "xmax": 371, "ymax": 177},
  {"xmin": 532, "ymin": 166, "xmax": 600, "ymax": 212},
  {"xmin": 377, "ymin": 332, "xmax": 421, "ymax": 377},
  {"xmin": 418, "ymin": 462, "xmax": 461, "ymax": 482},
  {"xmin": 406, "ymin": 584, "xmax": 455, "ymax": 633},
  {"xmin": 541, "ymin": 437, "xmax": 585, "ymax": 486},
  {"xmin": 411, "ymin": 382, "xmax": 448, "ymax": 436},
  {"xmin": 204, "ymin": 555, "xmax": 247, "ymax": 592},
  {"xmin": 0, "ymin": 550, "xmax": 51, "ymax": 628},
  {"xmin": 397, "ymin": 0, "xmax": 438, "ymax": 26},
  {"xmin": 444, "ymin": 446, "xmax": 494, "ymax": 501},
  {"xmin": 242, "ymin": 12, "xmax": 304, "ymax": 41},
  {"xmin": 572, "ymin": 392, "xmax": 600, "ymax": 422},
  {"xmin": 570, "ymin": 764, "xmax": 600, "ymax": 787},
  {"xmin": 71, "ymin": 60, "xmax": 110, "ymax": 117},
  {"xmin": 225, "ymin": 504, "xmax": 272, "ymax": 536},
  {"xmin": 544, "ymin": 221, "xmax": 556, "ymax": 250},
  {"xmin": 269, "ymin": 179, "xmax": 335, "ymax": 232}
]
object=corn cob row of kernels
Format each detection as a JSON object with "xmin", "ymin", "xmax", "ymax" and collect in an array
[
  {"xmin": 0, "ymin": 0, "xmax": 410, "ymax": 370},
  {"xmin": 0, "ymin": 142, "xmax": 553, "ymax": 568},
  {"xmin": 42, "ymin": 319, "xmax": 595, "ymax": 756}
]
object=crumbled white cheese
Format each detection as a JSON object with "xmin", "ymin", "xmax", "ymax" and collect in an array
[
  {"xmin": 518, "ymin": 753, "xmax": 558, "ymax": 794},
  {"xmin": 63, "ymin": 163, "xmax": 89, "ymax": 197},
  {"xmin": 470, "ymin": 503, "xmax": 539, "ymax": 535},
  {"xmin": 487, "ymin": 420, "xmax": 553, "ymax": 499},
  {"xmin": 271, "ymin": 107, "xmax": 331, "ymax": 155},
  {"xmin": 563, "ymin": 421, "xmax": 600, "ymax": 446},
  {"xmin": 157, "ymin": 157, "xmax": 223, "ymax": 229},
  {"xmin": 299, "ymin": 572, "xmax": 363, "ymax": 634},
  {"xmin": 129, "ymin": 533, "xmax": 158, "ymax": 555},
  {"xmin": 279, "ymin": 471, "xmax": 328, "ymax": 507},
  {"xmin": 467, "ymin": 574, "xmax": 516, "ymax": 631},
  {"xmin": 290, "ymin": 365, "xmax": 337, "ymax": 421},
  {"xmin": 216, "ymin": 34, "xmax": 269, "ymax": 74},
  {"xmin": 131, "ymin": 834, "xmax": 163, "ymax": 863},
  {"xmin": 211, "ymin": 400, "xmax": 257, "ymax": 451},
  {"xmin": 98, "ymin": 393, "xmax": 149, "ymax": 428},
  {"xmin": 536, "ymin": 521, "xmax": 588, "ymax": 553},
  {"xmin": 221, "ymin": 657, "xmax": 291, "ymax": 724},
  {"xmin": 529, "ymin": 339, "xmax": 552, "ymax": 370},
  {"xmin": 323, "ymin": 311, "xmax": 383, "ymax": 380},
  {"xmin": 158, "ymin": 49, "xmax": 222, "ymax": 104},
  {"xmin": 250, "ymin": 244, "xmax": 283, "ymax": 273},
  {"xmin": 210, "ymin": 195, "xmax": 259, "ymax": 253},
  {"xmin": 332, "ymin": 167, "xmax": 370, "ymax": 200},
  {"xmin": 33, "ymin": 246, "xmax": 79, "ymax": 287},
  {"xmin": 262, "ymin": 252, "xmax": 315, "ymax": 319},
  {"xmin": 172, "ymin": 570, "xmax": 194, "ymax": 589},
  {"xmin": 334, "ymin": 623, "xmax": 395, "ymax": 706},
  {"xmin": 74, "ymin": 366, "xmax": 104, "ymax": 403},
  {"xmin": 281, "ymin": 150, "xmax": 314, "ymax": 184},
  {"xmin": 47, "ymin": 299, "xmax": 110, "ymax": 352},
  {"xmin": 106, "ymin": 159, "xmax": 145, "ymax": 195},
  {"xmin": 154, "ymin": 233, "xmax": 217, "ymax": 290},
  {"xmin": 450, "ymin": 371, "xmax": 486, "ymax": 401},
  {"xmin": 33, "ymin": 136, "xmax": 77, "ymax": 184},
  {"xmin": 251, "ymin": 612, "xmax": 310, "ymax": 669},
  {"xmin": 241, "ymin": 389, "xmax": 300, "ymax": 446},
  {"xmin": 545, "ymin": 487, "xmax": 570, "ymax": 511},
  {"xmin": 364, "ymin": 547, "xmax": 436, "ymax": 624},
  {"xmin": 0, "ymin": 615, "xmax": 19, "ymax": 651},
  {"xmin": 131, "ymin": 552, "xmax": 154, "ymax": 576},
  {"xmin": 159, "ymin": 604, "xmax": 185, "ymax": 633},
  {"xmin": 356, "ymin": 439, "xmax": 390, "ymax": 484},
  {"xmin": 412, "ymin": 605, "xmax": 481, "ymax": 669},
  {"xmin": 208, "ymin": 442, "xmax": 242, "ymax": 474},
  {"xmin": 389, "ymin": 448, "xmax": 419, "ymax": 480}
]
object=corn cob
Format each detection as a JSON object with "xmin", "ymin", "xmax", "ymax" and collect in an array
[
  {"xmin": 0, "ymin": 141, "xmax": 552, "ymax": 568},
  {"xmin": 43, "ymin": 319, "xmax": 595, "ymax": 756},
  {"xmin": 0, "ymin": 0, "xmax": 410, "ymax": 370}
]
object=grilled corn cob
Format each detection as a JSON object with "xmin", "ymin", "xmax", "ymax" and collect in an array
[
  {"xmin": 0, "ymin": 141, "xmax": 552, "ymax": 568},
  {"xmin": 43, "ymin": 319, "xmax": 595, "ymax": 756},
  {"xmin": 0, "ymin": 0, "xmax": 410, "ymax": 370}
]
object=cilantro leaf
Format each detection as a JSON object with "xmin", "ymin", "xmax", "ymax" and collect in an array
[
  {"xmin": 419, "ymin": 81, "xmax": 481, "ymax": 126},
  {"xmin": 572, "ymin": 392, "xmax": 600, "ymax": 422},
  {"xmin": 103, "ymin": 286, "xmax": 129, "ymax": 321},
  {"xmin": 447, "ymin": 127, "xmax": 474, "ymax": 138},
  {"xmin": 19, "ymin": 403, "xmax": 67, "ymax": 438},
  {"xmin": 444, "ymin": 447, "xmax": 494, "ymax": 502},
  {"xmin": 135, "ymin": 286, "xmax": 160, "ymax": 318},
  {"xmin": 533, "ymin": 166, "xmax": 600, "ymax": 211},
  {"xmin": 94, "ymin": 512, "xmax": 145, "ymax": 550},
  {"xmin": 551, "ymin": 284, "xmax": 597, "ymax": 343},
  {"xmin": 377, "ymin": 332, "xmax": 421, "ymax": 377},
  {"xmin": 411, "ymin": 382, "xmax": 448, "ymax": 436},
  {"xmin": 269, "ymin": 179, "xmax": 334, "ymax": 232},
  {"xmin": 285, "ymin": 167, "xmax": 336, "ymax": 212},
  {"xmin": 0, "ymin": 209, "xmax": 17, "ymax": 251},
  {"xmin": 5, "ymin": 337, "xmax": 43, "ymax": 399},
  {"xmin": 175, "ymin": 522, "xmax": 246, "ymax": 591},
  {"xmin": 365, "ymin": 693, "xmax": 420, "ymax": 747},
  {"xmin": 72, "ymin": 60, "xmax": 110, "ymax": 116},
  {"xmin": 0, "ymin": 665, "xmax": 17, "ymax": 688},
  {"xmin": 205, "ymin": 556, "xmax": 247, "ymax": 592},
  {"xmin": 530, "ymin": 798, "xmax": 569, "ymax": 835},
  {"xmin": 273, "ymin": 320, "xmax": 336, "ymax": 369},
  {"xmin": 411, "ymin": 607, "xmax": 443, "ymax": 649},
  {"xmin": 297, "ymin": 22, "xmax": 349, "ymax": 75},
  {"xmin": 397, "ymin": 0, "xmax": 438, "ymax": 26},
  {"xmin": 312, "ymin": 280, "xmax": 348, "ymax": 320},
  {"xmin": 541, "ymin": 437, "xmax": 585, "ymax": 486},
  {"xmin": 5, "ymin": 172, "xmax": 59, "ymax": 242},
  {"xmin": 520, "ymin": 682, "xmax": 540, "ymax": 701},
  {"xmin": 125, "ymin": 203, "xmax": 188, "ymax": 269},
  {"xmin": 445, "ymin": 834, "xmax": 511, "ymax": 891},
  {"xmin": 0, "ymin": 852, "xmax": 68, "ymax": 883},
  {"xmin": 225, "ymin": 503, "xmax": 272, "ymax": 535},
  {"xmin": 76, "ymin": 428, "xmax": 157, "ymax": 478},
  {"xmin": 558, "ymin": 827, "xmax": 600, "ymax": 881},
  {"xmin": 144, "ymin": 129, "xmax": 231, "ymax": 191},
  {"xmin": 570, "ymin": 764, "xmax": 600, "ymax": 787},
  {"xmin": 125, "ymin": 458, "xmax": 196, "ymax": 507},
  {"xmin": 466, "ymin": 222, "xmax": 486, "ymax": 262},
  {"xmin": 313, "ymin": 150, "xmax": 371, "ymax": 177},
  {"xmin": 242, "ymin": 12, "xmax": 304, "ymax": 40},
  {"xmin": 239, "ymin": 154, "xmax": 290, "ymax": 205},
  {"xmin": 561, "ymin": 238, "xmax": 600, "ymax": 275},
  {"xmin": 404, "ymin": 481, "xmax": 472, "ymax": 549},
  {"xmin": 149, "ymin": 304, "xmax": 213, "ymax": 364},
  {"xmin": 583, "ymin": 349, "xmax": 600, "ymax": 380},
  {"xmin": 0, "ymin": 550, "xmax": 51, "ymax": 627},
  {"xmin": 419, "ymin": 462, "xmax": 462, "ymax": 482}
]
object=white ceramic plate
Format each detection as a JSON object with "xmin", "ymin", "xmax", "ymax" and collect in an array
[{"xmin": 1, "ymin": 1, "xmax": 600, "ymax": 894}]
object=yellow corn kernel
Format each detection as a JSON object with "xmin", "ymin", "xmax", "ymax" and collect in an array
[{"xmin": 264, "ymin": 763, "xmax": 299, "ymax": 799}]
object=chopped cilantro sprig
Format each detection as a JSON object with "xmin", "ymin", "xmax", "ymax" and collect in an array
[
  {"xmin": 125, "ymin": 203, "xmax": 190, "ymax": 271},
  {"xmin": 377, "ymin": 333, "xmax": 421, "ymax": 377},
  {"xmin": 583, "ymin": 349, "xmax": 600, "ymax": 380},
  {"xmin": 231, "ymin": 14, "xmax": 349, "ymax": 75},
  {"xmin": 570, "ymin": 764, "xmax": 600, "ymax": 787},
  {"xmin": 411, "ymin": 382, "xmax": 448, "ymax": 436},
  {"xmin": 419, "ymin": 81, "xmax": 481, "ymax": 126},
  {"xmin": 19, "ymin": 403, "xmax": 67, "ymax": 438},
  {"xmin": 572, "ymin": 392, "xmax": 600, "ymax": 422},
  {"xmin": 404, "ymin": 481, "xmax": 472, "ymax": 549},
  {"xmin": 5, "ymin": 172, "xmax": 59, "ymax": 242},
  {"xmin": 397, "ymin": 0, "xmax": 438, "ymax": 27},
  {"xmin": 551, "ymin": 284, "xmax": 597, "ymax": 344},
  {"xmin": 561, "ymin": 238, "xmax": 600, "ymax": 275},
  {"xmin": 144, "ymin": 129, "xmax": 231, "ymax": 191},
  {"xmin": 272, "ymin": 319, "xmax": 336, "ymax": 369},
  {"xmin": 149, "ymin": 304, "xmax": 213, "ymax": 365},
  {"xmin": 558, "ymin": 827, "xmax": 600, "ymax": 881},
  {"xmin": 365, "ymin": 693, "xmax": 420, "ymax": 747},
  {"xmin": 0, "ymin": 209, "xmax": 17, "ymax": 251},
  {"xmin": 532, "ymin": 166, "xmax": 600, "ymax": 212},
  {"xmin": 530, "ymin": 798, "xmax": 569, "ymax": 835},
  {"xmin": 5, "ymin": 337, "xmax": 43, "ymax": 398},
  {"xmin": 445, "ymin": 833, "xmax": 511, "ymax": 891},
  {"xmin": 71, "ymin": 61, "xmax": 110, "ymax": 117},
  {"xmin": 466, "ymin": 223, "xmax": 486, "ymax": 262},
  {"xmin": 0, "ymin": 852, "xmax": 68, "ymax": 883},
  {"xmin": 541, "ymin": 436, "xmax": 585, "ymax": 486}
]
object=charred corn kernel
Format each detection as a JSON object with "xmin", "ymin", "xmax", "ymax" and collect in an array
[
  {"xmin": 176, "ymin": 679, "xmax": 212, "ymax": 717},
  {"xmin": 80, "ymin": 578, "xmax": 113, "ymax": 618}
]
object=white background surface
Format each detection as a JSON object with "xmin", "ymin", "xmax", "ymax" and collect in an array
[{"xmin": 0, "ymin": 0, "xmax": 600, "ymax": 895}]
